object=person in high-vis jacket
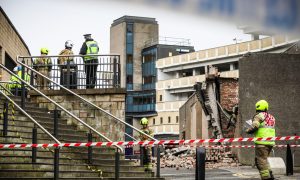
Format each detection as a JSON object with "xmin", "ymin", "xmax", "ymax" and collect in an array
[
  {"xmin": 79, "ymin": 34, "xmax": 99, "ymax": 89},
  {"xmin": 246, "ymin": 100, "xmax": 275, "ymax": 180},
  {"xmin": 9, "ymin": 66, "xmax": 30, "ymax": 96},
  {"xmin": 34, "ymin": 48, "xmax": 52, "ymax": 90},
  {"xmin": 139, "ymin": 117, "xmax": 153, "ymax": 171}
]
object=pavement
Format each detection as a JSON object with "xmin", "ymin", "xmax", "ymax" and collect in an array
[{"xmin": 160, "ymin": 166, "xmax": 300, "ymax": 180}]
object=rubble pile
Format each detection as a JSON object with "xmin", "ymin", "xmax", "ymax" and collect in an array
[{"xmin": 154, "ymin": 146, "xmax": 240, "ymax": 169}]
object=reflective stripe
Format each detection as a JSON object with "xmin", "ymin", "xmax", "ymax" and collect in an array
[
  {"xmin": 255, "ymin": 112, "xmax": 276, "ymax": 145},
  {"xmin": 8, "ymin": 71, "xmax": 30, "ymax": 89},
  {"xmin": 84, "ymin": 41, "xmax": 99, "ymax": 61}
]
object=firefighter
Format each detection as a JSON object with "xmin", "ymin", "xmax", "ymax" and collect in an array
[
  {"xmin": 139, "ymin": 117, "xmax": 153, "ymax": 171},
  {"xmin": 245, "ymin": 100, "xmax": 275, "ymax": 180},
  {"xmin": 9, "ymin": 66, "xmax": 30, "ymax": 96},
  {"xmin": 34, "ymin": 48, "xmax": 52, "ymax": 90},
  {"xmin": 79, "ymin": 34, "xmax": 99, "ymax": 89},
  {"xmin": 58, "ymin": 40, "xmax": 76, "ymax": 89}
]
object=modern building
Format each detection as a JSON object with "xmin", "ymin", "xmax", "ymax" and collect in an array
[
  {"xmin": 153, "ymin": 35, "xmax": 299, "ymax": 140},
  {"xmin": 110, "ymin": 16, "xmax": 194, "ymax": 144},
  {"xmin": 0, "ymin": 7, "xmax": 30, "ymax": 81}
]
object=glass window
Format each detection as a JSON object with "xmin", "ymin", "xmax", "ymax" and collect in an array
[
  {"xmin": 176, "ymin": 116, "xmax": 179, "ymax": 123},
  {"xmin": 5, "ymin": 52, "xmax": 16, "ymax": 72},
  {"xmin": 126, "ymin": 44, "xmax": 133, "ymax": 54},
  {"xmin": 160, "ymin": 117, "xmax": 163, "ymax": 124},
  {"xmin": 160, "ymin": 95, "xmax": 162, "ymax": 101},
  {"xmin": 127, "ymin": 55, "xmax": 133, "ymax": 63},
  {"xmin": 153, "ymin": 118, "xmax": 155, "ymax": 125},
  {"xmin": 126, "ymin": 75, "xmax": 133, "ymax": 84},
  {"xmin": 127, "ymin": 23, "xmax": 133, "ymax": 33},
  {"xmin": 168, "ymin": 116, "xmax": 171, "ymax": 123}
]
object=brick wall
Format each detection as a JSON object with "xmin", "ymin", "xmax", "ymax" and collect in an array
[
  {"xmin": 219, "ymin": 78, "xmax": 239, "ymax": 138},
  {"xmin": 29, "ymin": 88, "xmax": 126, "ymax": 142},
  {"xmin": 0, "ymin": 7, "xmax": 30, "ymax": 81}
]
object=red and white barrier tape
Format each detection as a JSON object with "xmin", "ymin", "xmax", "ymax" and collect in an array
[
  {"xmin": 141, "ymin": 144, "xmax": 300, "ymax": 149},
  {"xmin": 0, "ymin": 136, "xmax": 299, "ymax": 149}
]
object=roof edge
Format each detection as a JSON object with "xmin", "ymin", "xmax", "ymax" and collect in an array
[{"xmin": 0, "ymin": 6, "xmax": 31, "ymax": 55}]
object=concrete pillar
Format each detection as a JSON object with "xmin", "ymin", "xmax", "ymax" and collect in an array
[
  {"xmin": 176, "ymin": 72, "xmax": 179, "ymax": 78},
  {"xmin": 230, "ymin": 63, "xmax": 235, "ymax": 70},
  {"xmin": 251, "ymin": 34, "xmax": 259, "ymax": 40},
  {"xmin": 193, "ymin": 69, "xmax": 196, "ymax": 76}
]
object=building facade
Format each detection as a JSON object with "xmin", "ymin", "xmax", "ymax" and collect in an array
[
  {"xmin": 110, "ymin": 16, "xmax": 194, "ymax": 144},
  {"xmin": 0, "ymin": 7, "xmax": 30, "ymax": 81},
  {"xmin": 154, "ymin": 35, "xmax": 299, "ymax": 139}
]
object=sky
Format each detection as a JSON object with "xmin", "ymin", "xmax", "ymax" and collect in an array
[{"xmin": 0, "ymin": 0, "xmax": 251, "ymax": 56}]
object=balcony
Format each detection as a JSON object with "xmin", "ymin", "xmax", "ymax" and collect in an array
[
  {"xmin": 157, "ymin": 70, "xmax": 239, "ymax": 91},
  {"xmin": 156, "ymin": 35, "xmax": 299, "ymax": 70}
]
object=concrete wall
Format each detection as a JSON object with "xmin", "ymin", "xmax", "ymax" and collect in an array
[
  {"xmin": 0, "ymin": 7, "xmax": 30, "ymax": 81},
  {"xmin": 29, "ymin": 88, "xmax": 126, "ymax": 141},
  {"xmin": 179, "ymin": 94, "xmax": 204, "ymax": 139},
  {"xmin": 133, "ymin": 23, "xmax": 158, "ymax": 88},
  {"xmin": 237, "ymin": 53, "xmax": 300, "ymax": 166},
  {"xmin": 110, "ymin": 23, "xmax": 126, "ymax": 88}
]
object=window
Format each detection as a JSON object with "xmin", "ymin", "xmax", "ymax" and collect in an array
[
  {"xmin": 126, "ymin": 75, "xmax": 133, "ymax": 84},
  {"xmin": 153, "ymin": 118, "xmax": 155, "ymax": 125},
  {"xmin": 5, "ymin": 52, "xmax": 16, "ymax": 72},
  {"xmin": 127, "ymin": 55, "xmax": 133, "ymax": 63},
  {"xmin": 159, "ymin": 95, "xmax": 162, "ymax": 101},
  {"xmin": 168, "ymin": 116, "xmax": 171, "ymax": 123},
  {"xmin": 160, "ymin": 117, "xmax": 163, "ymax": 124},
  {"xmin": 176, "ymin": 116, "xmax": 179, "ymax": 123}
]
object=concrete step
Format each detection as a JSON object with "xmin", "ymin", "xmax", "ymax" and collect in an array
[
  {"xmin": 0, "ymin": 169, "xmax": 102, "ymax": 178},
  {"xmin": 0, "ymin": 162, "xmax": 90, "ymax": 171}
]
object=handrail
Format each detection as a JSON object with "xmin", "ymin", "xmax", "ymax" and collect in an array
[
  {"xmin": 18, "ymin": 54, "xmax": 121, "ymax": 58},
  {"xmin": 0, "ymin": 82, "xmax": 13, "ymax": 96},
  {"xmin": 0, "ymin": 90, "xmax": 61, "ymax": 144},
  {"xmin": 0, "ymin": 63, "xmax": 123, "ymax": 152},
  {"xmin": 17, "ymin": 58, "xmax": 157, "ymax": 141}
]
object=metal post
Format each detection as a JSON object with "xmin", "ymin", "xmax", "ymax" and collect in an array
[
  {"xmin": 156, "ymin": 145, "xmax": 161, "ymax": 178},
  {"xmin": 88, "ymin": 132, "xmax": 93, "ymax": 164},
  {"xmin": 113, "ymin": 57, "xmax": 117, "ymax": 87},
  {"xmin": 66, "ymin": 60, "xmax": 70, "ymax": 89},
  {"xmin": 32, "ymin": 127, "xmax": 37, "ymax": 163},
  {"xmin": 286, "ymin": 144, "xmax": 293, "ymax": 176},
  {"xmin": 115, "ymin": 148, "xmax": 120, "ymax": 180},
  {"xmin": 21, "ymin": 62, "xmax": 25, "ymax": 108},
  {"xmin": 53, "ymin": 107, "xmax": 58, "ymax": 138},
  {"xmin": 3, "ymin": 102, "xmax": 8, "ymax": 137},
  {"xmin": 54, "ymin": 147, "xmax": 60, "ymax": 180},
  {"xmin": 196, "ymin": 147, "xmax": 205, "ymax": 180},
  {"xmin": 140, "ymin": 145, "xmax": 144, "ymax": 167}
]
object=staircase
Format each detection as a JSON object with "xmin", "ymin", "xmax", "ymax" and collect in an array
[{"xmin": 0, "ymin": 96, "xmax": 163, "ymax": 179}]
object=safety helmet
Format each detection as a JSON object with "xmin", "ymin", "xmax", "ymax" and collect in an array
[
  {"xmin": 40, "ymin": 48, "xmax": 49, "ymax": 55},
  {"xmin": 13, "ymin": 66, "xmax": 21, "ymax": 72},
  {"xmin": 140, "ymin": 117, "xmax": 148, "ymax": 125},
  {"xmin": 65, "ymin": 40, "xmax": 74, "ymax": 48},
  {"xmin": 255, "ymin": 100, "xmax": 269, "ymax": 111}
]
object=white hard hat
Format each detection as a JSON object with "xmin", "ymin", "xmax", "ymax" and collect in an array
[
  {"xmin": 65, "ymin": 40, "xmax": 74, "ymax": 48},
  {"xmin": 13, "ymin": 66, "xmax": 21, "ymax": 72}
]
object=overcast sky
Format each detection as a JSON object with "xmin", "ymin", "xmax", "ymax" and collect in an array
[{"xmin": 0, "ymin": 0, "xmax": 251, "ymax": 56}]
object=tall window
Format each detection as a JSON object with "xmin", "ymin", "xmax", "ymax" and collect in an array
[
  {"xmin": 153, "ymin": 118, "xmax": 155, "ymax": 125},
  {"xmin": 160, "ymin": 117, "xmax": 163, "ymax": 124},
  {"xmin": 176, "ymin": 116, "xmax": 179, "ymax": 123},
  {"xmin": 168, "ymin": 116, "xmax": 171, "ymax": 123},
  {"xmin": 159, "ymin": 95, "xmax": 162, "ymax": 101},
  {"xmin": 126, "ymin": 23, "xmax": 134, "ymax": 90}
]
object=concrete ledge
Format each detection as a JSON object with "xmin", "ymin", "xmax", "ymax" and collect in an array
[{"xmin": 268, "ymin": 157, "xmax": 286, "ymax": 175}]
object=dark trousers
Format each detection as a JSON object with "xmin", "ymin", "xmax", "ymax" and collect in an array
[{"xmin": 84, "ymin": 59, "xmax": 98, "ymax": 89}]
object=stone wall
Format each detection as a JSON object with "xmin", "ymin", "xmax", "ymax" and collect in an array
[
  {"xmin": 237, "ymin": 53, "xmax": 300, "ymax": 166},
  {"xmin": 29, "ymin": 88, "xmax": 126, "ymax": 142},
  {"xmin": 0, "ymin": 7, "xmax": 30, "ymax": 81}
]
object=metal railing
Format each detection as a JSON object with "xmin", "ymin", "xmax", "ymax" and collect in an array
[
  {"xmin": 17, "ymin": 57, "xmax": 156, "ymax": 142},
  {"xmin": 0, "ymin": 63, "xmax": 123, "ymax": 152},
  {"xmin": 20, "ymin": 54, "xmax": 120, "ymax": 90}
]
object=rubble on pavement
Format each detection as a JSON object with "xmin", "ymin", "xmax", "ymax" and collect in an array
[{"xmin": 150, "ymin": 145, "xmax": 241, "ymax": 170}]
